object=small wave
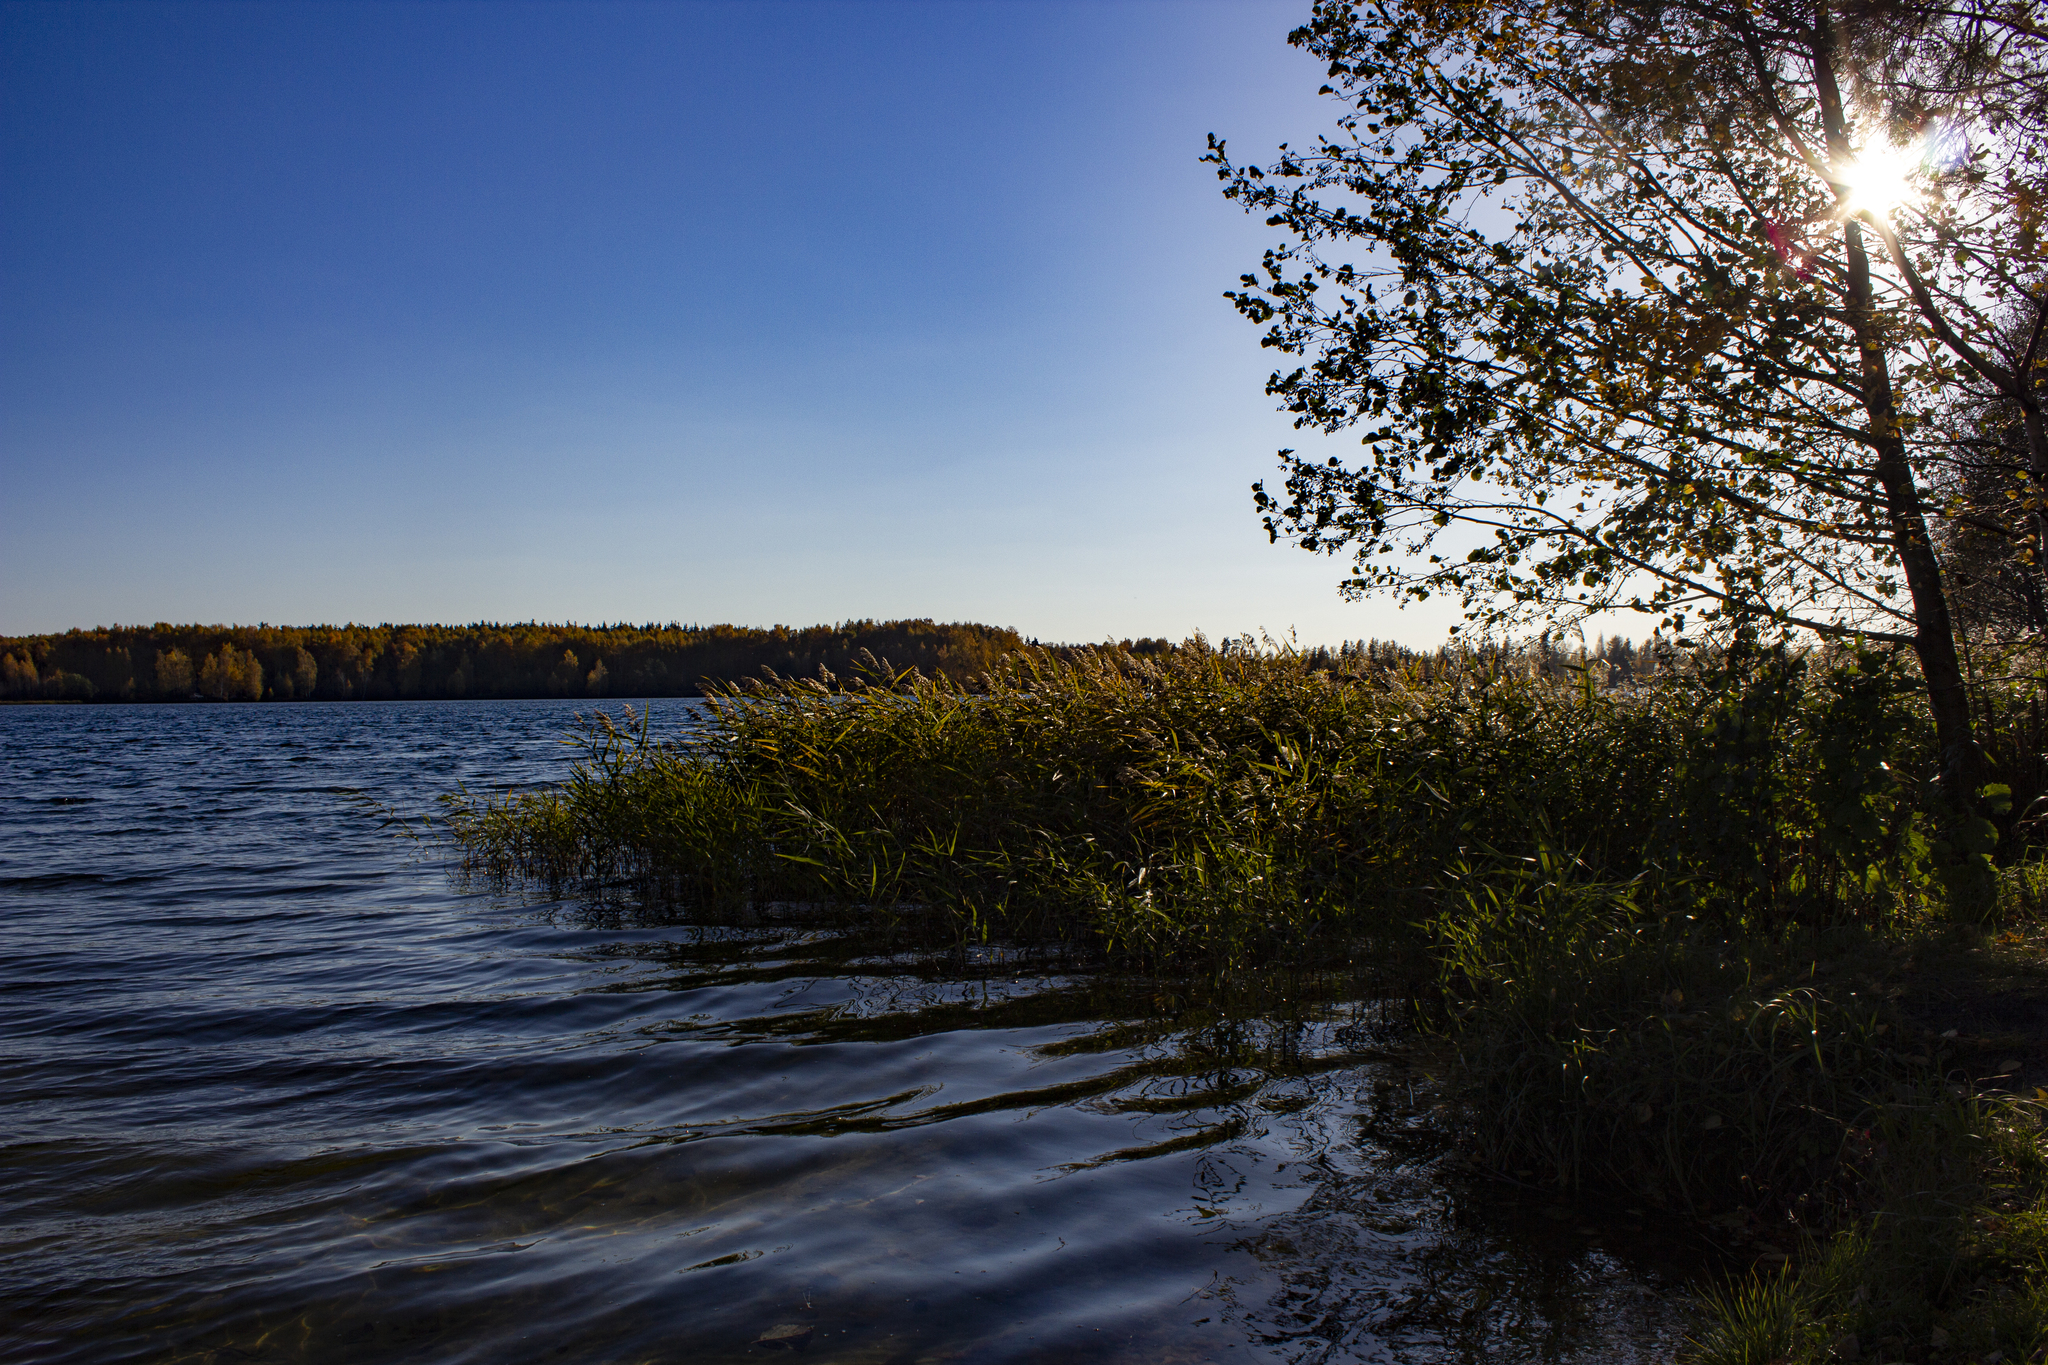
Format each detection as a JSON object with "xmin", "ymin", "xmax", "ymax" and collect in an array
[{"xmin": 0, "ymin": 870, "xmax": 168, "ymax": 892}]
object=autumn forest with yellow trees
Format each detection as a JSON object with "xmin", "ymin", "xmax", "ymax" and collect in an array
[{"xmin": 0, "ymin": 620, "xmax": 1031, "ymax": 703}]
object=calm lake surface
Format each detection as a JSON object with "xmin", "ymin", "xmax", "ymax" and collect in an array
[{"xmin": 3, "ymin": 699, "xmax": 1696, "ymax": 1364}]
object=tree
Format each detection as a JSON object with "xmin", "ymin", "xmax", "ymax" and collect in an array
[
  {"xmin": 1209, "ymin": 0, "xmax": 2048, "ymax": 790},
  {"xmin": 1936, "ymin": 299, "xmax": 2048, "ymax": 634},
  {"xmin": 154, "ymin": 647, "xmax": 194, "ymax": 698}
]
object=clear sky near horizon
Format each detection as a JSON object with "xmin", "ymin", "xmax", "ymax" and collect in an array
[{"xmin": 2, "ymin": 0, "xmax": 1471, "ymax": 646}]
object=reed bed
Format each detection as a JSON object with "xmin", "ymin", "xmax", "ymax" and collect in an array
[
  {"xmin": 443, "ymin": 635, "xmax": 2048, "ymax": 1361},
  {"xmin": 451, "ymin": 638, "xmax": 1988, "ymax": 951}
]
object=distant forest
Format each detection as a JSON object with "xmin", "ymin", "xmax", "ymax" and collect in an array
[
  {"xmin": 0, "ymin": 619, "xmax": 1670, "ymax": 704},
  {"xmin": 0, "ymin": 620, "xmax": 1035, "ymax": 703}
]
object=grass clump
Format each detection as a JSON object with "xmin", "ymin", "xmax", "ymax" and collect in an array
[
  {"xmin": 1690, "ymin": 1091, "xmax": 2048, "ymax": 1363},
  {"xmin": 1430, "ymin": 857, "xmax": 1908, "ymax": 1217}
]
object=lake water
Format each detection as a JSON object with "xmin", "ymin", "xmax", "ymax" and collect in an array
[{"xmin": 2, "ymin": 699, "xmax": 1697, "ymax": 1364}]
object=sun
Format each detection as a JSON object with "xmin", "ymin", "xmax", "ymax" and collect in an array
[{"xmin": 1834, "ymin": 140, "xmax": 1922, "ymax": 216}]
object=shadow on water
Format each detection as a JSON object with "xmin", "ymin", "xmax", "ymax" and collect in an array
[{"xmin": 0, "ymin": 701, "xmax": 1713, "ymax": 1364}]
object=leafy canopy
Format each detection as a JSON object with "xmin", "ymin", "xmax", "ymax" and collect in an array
[{"xmin": 1211, "ymin": 0, "xmax": 2048, "ymax": 642}]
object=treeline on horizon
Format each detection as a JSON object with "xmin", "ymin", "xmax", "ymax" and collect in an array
[
  {"xmin": 0, "ymin": 617, "xmax": 1676, "ymax": 704},
  {"xmin": 0, "ymin": 620, "xmax": 1038, "ymax": 704}
]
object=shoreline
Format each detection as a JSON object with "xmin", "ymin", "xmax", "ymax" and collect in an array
[{"xmin": 441, "ymin": 640, "xmax": 2048, "ymax": 1361}]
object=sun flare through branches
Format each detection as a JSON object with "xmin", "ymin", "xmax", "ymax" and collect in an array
[{"xmin": 1831, "ymin": 139, "xmax": 1923, "ymax": 216}]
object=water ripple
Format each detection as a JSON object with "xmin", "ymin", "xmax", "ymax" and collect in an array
[{"xmin": 0, "ymin": 699, "xmax": 1697, "ymax": 1364}]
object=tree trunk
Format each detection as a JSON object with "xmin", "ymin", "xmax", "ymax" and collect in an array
[
  {"xmin": 2014, "ymin": 390, "xmax": 2048, "ymax": 630},
  {"xmin": 1814, "ymin": 12, "xmax": 1982, "ymax": 797},
  {"xmin": 1846, "ymin": 225, "xmax": 1982, "ymax": 793}
]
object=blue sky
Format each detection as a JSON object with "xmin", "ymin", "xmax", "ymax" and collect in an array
[{"xmin": 1, "ymin": 0, "xmax": 1466, "ymax": 644}]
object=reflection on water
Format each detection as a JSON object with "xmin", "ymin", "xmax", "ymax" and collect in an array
[{"xmin": 1, "ymin": 700, "xmax": 1696, "ymax": 1363}]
